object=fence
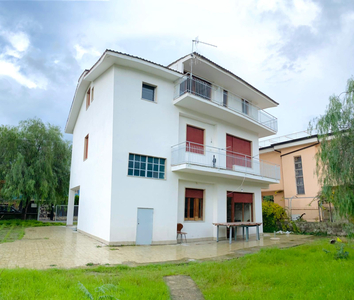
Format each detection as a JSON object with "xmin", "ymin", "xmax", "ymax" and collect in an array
[
  {"xmin": 174, "ymin": 76, "xmax": 278, "ymax": 132},
  {"xmin": 38, "ymin": 205, "xmax": 79, "ymax": 222},
  {"xmin": 171, "ymin": 141, "xmax": 281, "ymax": 181}
]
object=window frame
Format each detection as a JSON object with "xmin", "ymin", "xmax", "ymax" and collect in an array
[
  {"xmin": 86, "ymin": 88, "xmax": 91, "ymax": 110},
  {"xmin": 184, "ymin": 189, "xmax": 204, "ymax": 221},
  {"xmin": 242, "ymin": 99, "xmax": 249, "ymax": 115},
  {"xmin": 127, "ymin": 153, "xmax": 166, "ymax": 180},
  {"xmin": 83, "ymin": 134, "xmax": 89, "ymax": 161},
  {"xmin": 141, "ymin": 82, "xmax": 157, "ymax": 103},
  {"xmin": 294, "ymin": 156, "xmax": 305, "ymax": 195},
  {"xmin": 223, "ymin": 90, "xmax": 228, "ymax": 107}
]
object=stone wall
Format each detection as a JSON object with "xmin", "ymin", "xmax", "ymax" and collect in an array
[{"xmin": 278, "ymin": 221, "xmax": 352, "ymax": 236}]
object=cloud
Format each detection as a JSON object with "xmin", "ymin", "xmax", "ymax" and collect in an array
[
  {"xmin": 1, "ymin": 31, "xmax": 30, "ymax": 58},
  {"xmin": 0, "ymin": 60, "xmax": 37, "ymax": 88},
  {"xmin": 0, "ymin": 0, "xmax": 353, "ymax": 140},
  {"xmin": 74, "ymin": 44, "xmax": 100, "ymax": 61}
]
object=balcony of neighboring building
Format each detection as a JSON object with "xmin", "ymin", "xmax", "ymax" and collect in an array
[
  {"xmin": 173, "ymin": 76, "xmax": 277, "ymax": 137},
  {"xmin": 171, "ymin": 142, "xmax": 280, "ymax": 184}
]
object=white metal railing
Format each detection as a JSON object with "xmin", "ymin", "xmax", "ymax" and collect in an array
[
  {"xmin": 171, "ymin": 142, "xmax": 280, "ymax": 180},
  {"xmin": 174, "ymin": 76, "xmax": 278, "ymax": 132}
]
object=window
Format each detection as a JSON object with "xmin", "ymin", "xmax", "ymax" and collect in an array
[
  {"xmin": 263, "ymin": 195, "xmax": 274, "ymax": 202},
  {"xmin": 128, "ymin": 154, "xmax": 165, "ymax": 179},
  {"xmin": 86, "ymin": 88, "xmax": 91, "ymax": 109},
  {"xmin": 184, "ymin": 188, "xmax": 203, "ymax": 221},
  {"xmin": 84, "ymin": 134, "xmax": 89, "ymax": 160},
  {"xmin": 142, "ymin": 83, "xmax": 156, "ymax": 102},
  {"xmin": 242, "ymin": 99, "xmax": 249, "ymax": 115},
  {"xmin": 91, "ymin": 87, "xmax": 94, "ymax": 102},
  {"xmin": 186, "ymin": 125, "xmax": 204, "ymax": 154},
  {"xmin": 294, "ymin": 156, "xmax": 305, "ymax": 194},
  {"xmin": 223, "ymin": 90, "xmax": 228, "ymax": 107}
]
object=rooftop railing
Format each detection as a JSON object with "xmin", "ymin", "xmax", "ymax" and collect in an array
[
  {"xmin": 171, "ymin": 141, "xmax": 281, "ymax": 181},
  {"xmin": 174, "ymin": 76, "xmax": 278, "ymax": 132}
]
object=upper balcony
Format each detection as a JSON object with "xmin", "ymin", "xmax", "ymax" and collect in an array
[
  {"xmin": 171, "ymin": 142, "xmax": 280, "ymax": 184},
  {"xmin": 173, "ymin": 77, "xmax": 277, "ymax": 137}
]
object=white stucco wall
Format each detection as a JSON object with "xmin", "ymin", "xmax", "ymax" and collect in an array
[
  {"xmin": 69, "ymin": 67, "xmax": 114, "ymax": 242},
  {"xmin": 109, "ymin": 66, "xmax": 180, "ymax": 244}
]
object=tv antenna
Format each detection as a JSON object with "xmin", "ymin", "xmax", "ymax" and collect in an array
[{"xmin": 190, "ymin": 37, "xmax": 217, "ymax": 78}]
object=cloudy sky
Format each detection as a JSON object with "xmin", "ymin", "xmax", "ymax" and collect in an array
[{"xmin": 0, "ymin": 0, "xmax": 353, "ymax": 141}]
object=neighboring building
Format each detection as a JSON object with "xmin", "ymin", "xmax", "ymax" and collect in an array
[
  {"xmin": 65, "ymin": 50, "xmax": 280, "ymax": 245},
  {"xmin": 259, "ymin": 132, "xmax": 326, "ymax": 222}
]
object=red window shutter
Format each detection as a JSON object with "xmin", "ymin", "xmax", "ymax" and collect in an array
[
  {"xmin": 186, "ymin": 125, "xmax": 204, "ymax": 154},
  {"xmin": 233, "ymin": 137, "xmax": 251, "ymax": 156},
  {"xmin": 185, "ymin": 188, "xmax": 203, "ymax": 199},
  {"xmin": 233, "ymin": 192, "xmax": 253, "ymax": 203},
  {"xmin": 226, "ymin": 134, "xmax": 251, "ymax": 168}
]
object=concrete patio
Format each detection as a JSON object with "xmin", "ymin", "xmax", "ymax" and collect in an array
[{"xmin": 0, "ymin": 226, "xmax": 314, "ymax": 269}]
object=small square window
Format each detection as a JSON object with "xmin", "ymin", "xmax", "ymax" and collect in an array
[{"xmin": 142, "ymin": 83, "xmax": 156, "ymax": 102}]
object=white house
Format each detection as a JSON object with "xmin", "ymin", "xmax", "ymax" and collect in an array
[{"xmin": 65, "ymin": 50, "xmax": 280, "ymax": 245}]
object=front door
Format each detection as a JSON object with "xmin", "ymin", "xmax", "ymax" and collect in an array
[{"xmin": 136, "ymin": 208, "xmax": 153, "ymax": 245}]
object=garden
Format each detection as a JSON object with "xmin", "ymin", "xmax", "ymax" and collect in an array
[{"xmin": 0, "ymin": 237, "xmax": 353, "ymax": 299}]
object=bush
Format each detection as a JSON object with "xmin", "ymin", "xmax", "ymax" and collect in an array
[{"xmin": 262, "ymin": 201, "xmax": 287, "ymax": 232}]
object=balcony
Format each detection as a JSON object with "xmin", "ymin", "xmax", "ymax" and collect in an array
[
  {"xmin": 171, "ymin": 142, "xmax": 280, "ymax": 184},
  {"xmin": 173, "ymin": 77, "xmax": 277, "ymax": 137}
]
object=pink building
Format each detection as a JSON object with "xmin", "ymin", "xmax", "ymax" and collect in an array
[{"xmin": 259, "ymin": 132, "xmax": 330, "ymax": 222}]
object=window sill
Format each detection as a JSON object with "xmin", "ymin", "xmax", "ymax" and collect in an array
[
  {"xmin": 141, "ymin": 98, "xmax": 157, "ymax": 104},
  {"xmin": 183, "ymin": 220, "xmax": 205, "ymax": 223}
]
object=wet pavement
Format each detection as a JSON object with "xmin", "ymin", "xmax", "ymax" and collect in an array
[{"xmin": 0, "ymin": 226, "xmax": 314, "ymax": 269}]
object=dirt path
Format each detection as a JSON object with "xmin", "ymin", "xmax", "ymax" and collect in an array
[{"xmin": 164, "ymin": 275, "xmax": 204, "ymax": 300}]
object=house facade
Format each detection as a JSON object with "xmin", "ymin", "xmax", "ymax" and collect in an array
[
  {"xmin": 259, "ymin": 133, "xmax": 327, "ymax": 222},
  {"xmin": 65, "ymin": 50, "xmax": 280, "ymax": 245}
]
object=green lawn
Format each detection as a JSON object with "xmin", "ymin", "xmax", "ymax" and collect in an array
[
  {"xmin": 0, "ymin": 239, "xmax": 353, "ymax": 299},
  {"xmin": 0, "ymin": 219, "xmax": 65, "ymax": 243}
]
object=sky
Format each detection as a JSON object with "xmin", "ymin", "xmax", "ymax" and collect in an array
[{"xmin": 0, "ymin": 0, "xmax": 354, "ymax": 142}]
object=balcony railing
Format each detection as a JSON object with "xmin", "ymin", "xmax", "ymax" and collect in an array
[
  {"xmin": 174, "ymin": 77, "xmax": 278, "ymax": 132},
  {"xmin": 171, "ymin": 142, "xmax": 280, "ymax": 181}
]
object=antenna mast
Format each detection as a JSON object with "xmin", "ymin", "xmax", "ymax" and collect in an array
[{"xmin": 190, "ymin": 37, "xmax": 217, "ymax": 79}]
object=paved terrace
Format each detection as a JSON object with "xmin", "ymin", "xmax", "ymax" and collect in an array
[{"xmin": 0, "ymin": 226, "xmax": 314, "ymax": 269}]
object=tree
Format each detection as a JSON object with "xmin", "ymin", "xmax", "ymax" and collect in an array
[
  {"xmin": 0, "ymin": 118, "xmax": 71, "ymax": 219},
  {"xmin": 310, "ymin": 78, "xmax": 354, "ymax": 218}
]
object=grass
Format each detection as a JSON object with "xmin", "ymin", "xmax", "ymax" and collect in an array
[
  {"xmin": 0, "ymin": 239, "xmax": 353, "ymax": 299},
  {"xmin": 0, "ymin": 219, "xmax": 65, "ymax": 243}
]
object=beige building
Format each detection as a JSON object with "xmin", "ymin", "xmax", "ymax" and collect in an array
[{"xmin": 259, "ymin": 133, "xmax": 325, "ymax": 222}]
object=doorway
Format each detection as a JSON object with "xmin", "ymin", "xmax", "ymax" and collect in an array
[
  {"xmin": 136, "ymin": 208, "xmax": 154, "ymax": 245},
  {"xmin": 227, "ymin": 192, "xmax": 253, "ymax": 222},
  {"xmin": 227, "ymin": 192, "xmax": 253, "ymax": 237}
]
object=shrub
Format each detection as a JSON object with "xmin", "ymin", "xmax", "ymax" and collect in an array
[{"xmin": 262, "ymin": 201, "xmax": 287, "ymax": 232}]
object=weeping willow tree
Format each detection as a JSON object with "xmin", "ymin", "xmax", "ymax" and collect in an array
[
  {"xmin": 310, "ymin": 78, "xmax": 354, "ymax": 219},
  {"xmin": 0, "ymin": 118, "xmax": 71, "ymax": 219}
]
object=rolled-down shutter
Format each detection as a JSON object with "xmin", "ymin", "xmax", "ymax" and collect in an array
[
  {"xmin": 186, "ymin": 125, "xmax": 204, "ymax": 154},
  {"xmin": 233, "ymin": 192, "xmax": 253, "ymax": 203},
  {"xmin": 185, "ymin": 188, "xmax": 204, "ymax": 198}
]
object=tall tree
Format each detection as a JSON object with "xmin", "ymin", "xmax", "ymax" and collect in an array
[
  {"xmin": 0, "ymin": 118, "xmax": 71, "ymax": 218},
  {"xmin": 310, "ymin": 78, "xmax": 354, "ymax": 218}
]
